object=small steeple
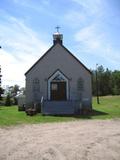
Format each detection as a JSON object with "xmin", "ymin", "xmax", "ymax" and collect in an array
[{"xmin": 53, "ymin": 26, "xmax": 63, "ymax": 45}]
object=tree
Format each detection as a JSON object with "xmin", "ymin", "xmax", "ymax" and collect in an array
[
  {"xmin": 13, "ymin": 97, "xmax": 18, "ymax": 105},
  {"xmin": 0, "ymin": 87, "xmax": 4, "ymax": 100},
  {"xmin": 0, "ymin": 65, "xmax": 4, "ymax": 100},
  {"xmin": 92, "ymin": 70, "xmax": 96, "ymax": 96},
  {"xmin": 11, "ymin": 85, "xmax": 20, "ymax": 97},
  {"xmin": 92, "ymin": 65, "xmax": 105, "ymax": 96},
  {"xmin": 5, "ymin": 94, "xmax": 11, "ymax": 106},
  {"xmin": 4, "ymin": 85, "xmax": 25, "ymax": 106},
  {"xmin": 111, "ymin": 71, "xmax": 120, "ymax": 95},
  {"xmin": 102, "ymin": 69, "xmax": 112, "ymax": 95},
  {"xmin": 92, "ymin": 66, "xmax": 120, "ymax": 96},
  {"xmin": 97, "ymin": 65, "xmax": 104, "ymax": 96},
  {"xmin": 19, "ymin": 87, "xmax": 25, "ymax": 95},
  {"xmin": 7, "ymin": 85, "xmax": 20, "ymax": 97}
]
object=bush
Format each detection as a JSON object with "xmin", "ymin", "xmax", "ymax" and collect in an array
[{"xmin": 18, "ymin": 104, "xmax": 25, "ymax": 111}]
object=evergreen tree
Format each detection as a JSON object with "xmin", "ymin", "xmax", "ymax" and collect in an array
[
  {"xmin": 0, "ymin": 65, "xmax": 4, "ymax": 100},
  {"xmin": 111, "ymin": 71, "xmax": 120, "ymax": 95},
  {"xmin": 92, "ymin": 66, "xmax": 120, "ymax": 96}
]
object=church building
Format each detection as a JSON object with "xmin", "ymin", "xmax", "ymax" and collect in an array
[{"xmin": 25, "ymin": 30, "xmax": 92, "ymax": 115}]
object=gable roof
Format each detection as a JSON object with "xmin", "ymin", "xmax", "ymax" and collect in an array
[
  {"xmin": 25, "ymin": 43, "xmax": 91, "ymax": 75},
  {"xmin": 62, "ymin": 45, "xmax": 91, "ymax": 74}
]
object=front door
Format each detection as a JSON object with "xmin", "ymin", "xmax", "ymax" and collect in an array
[{"xmin": 50, "ymin": 82, "xmax": 66, "ymax": 101}]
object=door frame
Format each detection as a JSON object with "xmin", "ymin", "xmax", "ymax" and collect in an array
[{"xmin": 48, "ymin": 70, "xmax": 69, "ymax": 100}]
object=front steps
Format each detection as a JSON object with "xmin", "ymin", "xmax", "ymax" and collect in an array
[{"xmin": 41, "ymin": 101, "xmax": 81, "ymax": 115}]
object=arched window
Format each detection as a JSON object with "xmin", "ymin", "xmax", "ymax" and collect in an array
[
  {"xmin": 52, "ymin": 73, "xmax": 65, "ymax": 81},
  {"xmin": 77, "ymin": 77, "xmax": 84, "ymax": 92},
  {"xmin": 77, "ymin": 77, "xmax": 84, "ymax": 101}
]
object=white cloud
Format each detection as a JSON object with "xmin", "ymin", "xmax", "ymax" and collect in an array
[
  {"xmin": 13, "ymin": 0, "xmax": 50, "ymax": 7},
  {"xmin": 0, "ymin": 14, "xmax": 49, "ymax": 87},
  {"xmin": 72, "ymin": 0, "xmax": 102, "ymax": 15},
  {"xmin": 75, "ymin": 24, "xmax": 104, "ymax": 50},
  {"xmin": 0, "ymin": 49, "xmax": 25, "ymax": 86},
  {"xmin": 12, "ymin": 0, "xmax": 54, "ymax": 17},
  {"xmin": 64, "ymin": 0, "xmax": 104, "ymax": 29},
  {"xmin": 64, "ymin": 10, "xmax": 86, "ymax": 28},
  {"xmin": 74, "ymin": 24, "xmax": 120, "ymax": 68}
]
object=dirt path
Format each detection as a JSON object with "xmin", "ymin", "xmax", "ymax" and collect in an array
[{"xmin": 0, "ymin": 119, "xmax": 120, "ymax": 160}]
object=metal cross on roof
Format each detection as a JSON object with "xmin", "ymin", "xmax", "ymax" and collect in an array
[{"xmin": 55, "ymin": 26, "xmax": 60, "ymax": 32}]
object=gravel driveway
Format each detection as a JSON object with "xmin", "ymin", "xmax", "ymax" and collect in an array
[{"xmin": 0, "ymin": 119, "xmax": 120, "ymax": 160}]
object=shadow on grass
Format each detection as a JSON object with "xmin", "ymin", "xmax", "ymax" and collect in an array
[
  {"xmin": 74, "ymin": 109, "xmax": 108, "ymax": 119},
  {"xmin": 50, "ymin": 109, "xmax": 108, "ymax": 119}
]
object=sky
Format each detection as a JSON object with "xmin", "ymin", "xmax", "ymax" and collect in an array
[{"xmin": 0, "ymin": 0, "xmax": 120, "ymax": 87}]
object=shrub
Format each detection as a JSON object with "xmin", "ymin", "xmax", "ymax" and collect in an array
[{"xmin": 18, "ymin": 104, "xmax": 25, "ymax": 111}]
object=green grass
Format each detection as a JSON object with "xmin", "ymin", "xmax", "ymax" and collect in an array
[
  {"xmin": 0, "ymin": 106, "xmax": 74, "ymax": 126},
  {"xmin": 0, "ymin": 95, "xmax": 120, "ymax": 126},
  {"xmin": 92, "ymin": 95, "xmax": 120, "ymax": 119}
]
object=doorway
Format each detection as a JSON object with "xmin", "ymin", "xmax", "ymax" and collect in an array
[
  {"xmin": 48, "ymin": 70, "xmax": 69, "ymax": 100},
  {"xmin": 50, "ymin": 82, "xmax": 66, "ymax": 101}
]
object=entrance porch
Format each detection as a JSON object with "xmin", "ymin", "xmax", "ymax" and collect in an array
[{"xmin": 41, "ymin": 100, "xmax": 82, "ymax": 115}]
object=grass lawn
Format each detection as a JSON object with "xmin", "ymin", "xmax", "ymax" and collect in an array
[
  {"xmin": 0, "ymin": 95, "xmax": 120, "ymax": 126},
  {"xmin": 92, "ymin": 95, "xmax": 120, "ymax": 119}
]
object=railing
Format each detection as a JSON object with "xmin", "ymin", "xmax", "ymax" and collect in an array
[{"xmin": 41, "ymin": 96, "xmax": 44, "ymax": 113}]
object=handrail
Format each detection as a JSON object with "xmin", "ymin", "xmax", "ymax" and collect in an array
[
  {"xmin": 41, "ymin": 96, "xmax": 44, "ymax": 104},
  {"xmin": 41, "ymin": 96, "xmax": 44, "ymax": 113}
]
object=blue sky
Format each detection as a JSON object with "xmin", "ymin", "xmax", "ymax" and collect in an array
[{"xmin": 0, "ymin": 0, "xmax": 120, "ymax": 87}]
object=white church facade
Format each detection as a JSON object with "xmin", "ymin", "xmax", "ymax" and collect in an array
[{"xmin": 25, "ymin": 31, "xmax": 92, "ymax": 115}]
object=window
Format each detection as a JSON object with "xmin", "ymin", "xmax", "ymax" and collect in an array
[
  {"xmin": 51, "ymin": 83, "xmax": 58, "ymax": 90},
  {"xmin": 33, "ymin": 78, "xmax": 40, "ymax": 92},
  {"xmin": 77, "ymin": 77, "xmax": 84, "ymax": 91},
  {"xmin": 52, "ymin": 73, "xmax": 65, "ymax": 81}
]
